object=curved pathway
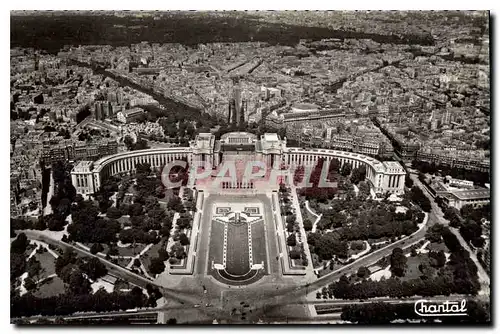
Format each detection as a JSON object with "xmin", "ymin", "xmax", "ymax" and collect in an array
[{"xmin": 304, "ymin": 200, "xmax": 322, "ymax": 233}]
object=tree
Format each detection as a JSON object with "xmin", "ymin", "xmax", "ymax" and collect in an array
[
  {"xmin": 160, "ymin": 222, "xmax": 172, "ymax": 238},
  {"xmin": 11, "ymin": 253, "xmax": 26, "ymax": 280},
  {"xmin": 144, "ymin": 196, "xmax": 160, "ymax": 212},
  {"xmin": 46, "ymin": 214, "xmax": 67, "ymax": 231},
  {"xmin": 350, "ymin": 240, "xmax": 365, "ymax": 251},
  {"xmin": 426, "ymin": 223, "xmax": 444, "ymax": 243},
  {"xmin": 90, "ymin": 243, "xmax": 104, "ymax": 255},
  {"xmin": 179, "ymin": 233, "xmax": 190, "ymax": 246},
  {"xmin": 33, "ymin": 217, "xmax": 47, "ymax": 230},
  {"xmin": 358, "ymin": 181, "xmax": 371, "ymax": 199},
  {"xmin": 410, "ymin": 186, "xmax": 431, "ymax": 212},
  {"xmin": 26, "ymin": 257, "xmax": 42, "ymax": 279},
  {"xmin": 310, "ymin": 233, "xmax": 348, "ymax": 260},
  {"xmin": 303, "ymin": 219, "xmax": 313, "ymax": 231},
  {"xmin": 418, "ymin": 262, "xmax": 436, "ymax": 280},
  {"xmin": 129, "ymin": 203, "xmax": 144, "ymax": 217},
  {"xmin": 55, "ymin": 249, "xmax": 77, "ymax": 276},
  {"xmin": 169, "ymin": 243, "xmax": 186, "ymax": 259},
  {"xmin": 340, "ymin": 162, "xmax": 352, "ymax": 177},
  {"xmin": 289, "ymin": 250, "xmax": 301, "ymax": 260},
  {"xmin": 328, "ymin": 158, "xmax": 341, "ymax": 174},
  {"xmin": 148, "ymin": 257, "xmax": 166, "ymax": 276},
  {"xmin": 119, "ymin": 229, "xmax": 137, "ymax": 244},
  {"xmin": 158, "ymin": 248, "xmax": 169, "ymax": 261},
  {"xmin": 460, "ymin": 220, "xmax": 483, "ymax": 246},
  {"xmin": 176, "ymin": 216, "xmax": 192, "ymax": 229},
  {"xmin": 444, "ymin": 207, "xmax": 463, "ymax": 227},
  {"xmin": 390, "ymin": 248, "xmax": 407, "ymax": 277},
  {"xmin": 106, "ymin": 207, "xmax": 122, "ymax": 219},
  {"xmin": 11, "ymin": 233, "xmax": 29, "ymax": 254},
  {"xmin": 287, "ymin": 234, "xmax": 297, "ymax": 247},
  {"xmin": 429, "ymin": 250, "xmax": 447, "ymax": 268},
  {"xmin": 56, "ymin": 198, "xmax": 72, "ymax": 217},
  {"xmin": 350, "ymin": 166, "xmax": 366, "ymax": 185},
  {"xmin": 124, "ymin": 135, "xmax": 134, "ymax": 150},
  {"xmin": 68, "ymin": 201, "xmax": 121, "ymax": 243},
  {"xmin": 405, "ymin": 174, "xmax": 414, "ymax": 188},
  {"xmin": 167, "ymin": 196, "xmax": 183, "ymax": 212},
  {"xmin": 67, "ymin": 269, "xmax": 92, "ymax": 295},
  {"xmin": 133, "ymin": 259, "xmax": 141, "ymax": 267},
  {"xmin": 24, "ymin": 277, "xmax": 37, "ymax": 292},
  {"xmin": 79, "ymin": 257, "xmax": 108, "ymax": 281},
  {"xmin": 357, "ymin": 266, "xmax": 370, "ymax": 279}
]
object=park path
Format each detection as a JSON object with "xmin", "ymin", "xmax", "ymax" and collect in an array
[
  {"xmin": 304, "ymin": 201, "xmax": 322, "ymax": 233},
  {"xmin": 125, "ymin": 243, "xmax": 155, "ymax": 269}
]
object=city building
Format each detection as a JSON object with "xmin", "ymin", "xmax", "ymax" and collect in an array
[
  {"xmin": 71, "ymin": 132, "xmax": 406, "ymax": 196},
  {"xmin": 41, "ymin": 139, "xmax": 118, "ymax": 165},
  {"xmin": 446, "ymin": 176, "xmax": 474, "ymax": 188},
  {"xmin": 416, "ymin": 148, "xmax": 490, "ymax": 172},
  {"xmin": 93, "ymin": 101, "xmax": 113, "ymax": 121},
  {"xmin": 440, "ymin": 188, "xmax": 490, "ymax": 210},
  {"xmin": 71, "ymin": 161, "xmax": 95, "ymax": 195},
  {"xmin": 117, "ymin": 107, "xmax": 145, "ymax": 123}
]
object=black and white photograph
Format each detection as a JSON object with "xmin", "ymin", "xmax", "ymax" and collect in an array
[{"xmin": 8, "ymin": 8, "xmax": 491, "ymax": 325}]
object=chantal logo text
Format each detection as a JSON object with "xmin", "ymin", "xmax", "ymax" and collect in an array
[{"xmin": 414, "ymin": 299, "xmax": 467, "ymax": 317}]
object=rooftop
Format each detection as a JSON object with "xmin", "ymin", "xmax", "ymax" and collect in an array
[
  {"xmin": 72, "ymin": 160, "xmax": 94, "ymax": 172},
  {"xmin": 121, "ymin": 107, "xmax": 144, "ymax": 116},
  {"xmin": 450, "ymin": 189, "xmax": 490, "ymax": 201},
  {"xmin": 263, "ymin": 133, "xmax": 279, "ymax": 142},
  {"xmin": 220, "ymin": 132, "xmax": 257, "ymax": 144},
  {"xmin": 291, "ymin": 102, "xmax": 319, "ymax": 111},
  {"xmin": 196, "ymin": 133, "xmax": 213, "ymax": 141},
  {"xmin": 382, "ymin": 161, "xmax": 404, "ymax": 170}
]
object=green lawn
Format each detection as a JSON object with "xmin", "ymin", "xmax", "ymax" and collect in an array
[
  {"xmin": 24, "ymin": 244, "xmax": 37, "ymax": 258},
  {"xmin": 401, "ymin": 254, "xmax": 429, "ymax": 282},
  {"xmin": 225, "ymin": 222, "xmax": 250, "ymax": 275},
  {"xmin": 316, "ymin": 261, "xmax": 344, "ymax": 278},
  {"xmin": 301, "ymin": 206, "xmax": 317, "ymax": 225},
  {"xmin": 208, "ymin": 220, "xmax": 225, "ymax": 265},
  {"xmin": 347, "ymin": 241, "xmax": 367, "ymax": 257},
  {"xmin": 90, "ymin": 242, "xmax": 147, "ymax": 257},
  {"xmin": 111, "ymin": 257, "xmax": 132, "ymax": 268},
  {"xmin": 114, "ymin": 279, "xmax": 133, "ymax": 291},
  {"xmin": 34, "ymin": 252, "xmax": 56, "ymax": 279},
  {"xmin": 250, "ymin": 221, "xmax": 267, "ymax": 273},
  {"xmin": 428, "ymin": 242, "xmax": 449, "ymax": 253},
  {"xmin": 117, "ymin": 244, "xmax": 148, "ymax": 257},
  {"xmin": 34, "ymin": 276, "xmax": 65, "ymax": 298}
]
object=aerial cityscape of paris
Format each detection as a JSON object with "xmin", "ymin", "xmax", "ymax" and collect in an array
[{"xmin": 9, "ymin": 9, "xmax": 491, "ymax": 325}]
